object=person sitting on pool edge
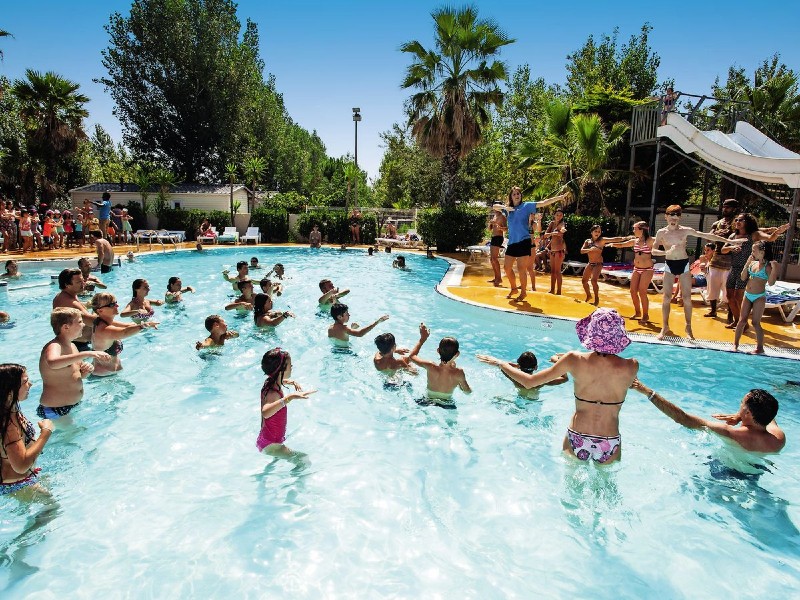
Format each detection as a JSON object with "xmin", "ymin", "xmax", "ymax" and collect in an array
[
  {"xmin": 407, "ymin": 323, "xmax": 472, "ymax": 408},
  {"xmin": 373, "ymin": 332, "xmax": 420, "ymax": 374},
  {"xmin": 225, "ymin": 280, "xmax": 256, "ymax": 312},
  {"xmin": 328, "ymin": 303, "xmax": 388, "ymax": 343},
  {"xmin": 222, "ymin": 261, "xmax": 250, "ymax": 292},
  {"xmin": 630, "ymin": 380, "xmax": 785, "ymax": 453},
  {"xmin": 196, "ymin": 315, "xmax": 239, "ymax": 350},
  {"xmin": 480, "ymin": 350, "xmax": 568, "ymax": 400},
  {"xmin": 318, "ymin": 279, "xmax": 350, "ymax": 308}
]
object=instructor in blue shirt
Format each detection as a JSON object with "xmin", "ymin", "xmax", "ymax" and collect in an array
[
  {"xmin": 493, "ymin": 186, "xmax": 562, "ymax": 302},
  {"xmin": 91, "ymin": 192, "xmax": 112, "ymax": 241}
]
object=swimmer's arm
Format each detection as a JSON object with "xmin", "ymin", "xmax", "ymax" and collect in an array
[
  {"xmin": 119, "ymin": 303, "xmax": 141, "ymax": 317},
  {"xmin": 408, "ymin": 355, "xmax": 435, "ymax": 370},
  {"xmin": 633, "ymin": 381, "xmax": 734, "ymax": 434},
  {"xmin": 347, "ymin": 315, "xmax": 388, "ymax": 337},
  {"xmin": 88, "ymin": 276, "xmax": 107, "ymax": 289},
  {"xmin": 224, "ymin": 301, "xmax": 252, "ymax": 311},
  {"xmin": 4, "ymin": 421, "xmax": 52, "ymax": 474},
  {"xmin": 102, "ymin": 322, "xmax": 155, "ymax": 338},
  {"xmin": 44, "ymin": 344, "xmax": 108, "ymax": 369},
  {"xmin": 478, "ymin": 352, "xmax": 573, "ymax": 389},
  {"xmin": 407, "ymin": 323, "xmax": 430, "ymax": 358},
  {"xmin": 221, "ymin": 271, "xmax": 237, "ymax": 282},
  {"xmin": 458, "ymin": 372, "xmax": 472, "ymax": 394},
  {"xmin": 544, "ymin": 374, "xmax": 569, "ymax": 386}
]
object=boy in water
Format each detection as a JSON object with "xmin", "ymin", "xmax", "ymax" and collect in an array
[
  {"xmin": 259, "ymin": 278, "xmax": 283, "ymax": 297},
  {"xmin": 222, "ymin": 261, "xmax": 250, "ymax": 291},
  {"xmin": 408, "ymin": 323, "xmax": 471, "ymax": 408},
  {"xmin": 196, "ymin": 315, "xmax": 239, "ymax": 350},
  {"xmin": 481, "ymin": 350, "xmax": 568, "ymax": 400},
  {"xmin": 77, "ymin": 257, "xmax": 107, "ymax": 292},
  {"xmin": 373, "ymin": 332, "xmax": 419, "ymax": 374},
  {"xmin": 392, "ymin": 256, "xmax": 407, "ymax": 269},
  {"xmin": 318, "ymin": 279, "xmax": 350, "ymax": 308},
  {"xmin": 38, "ymin": 307, "xmax": 111, "ymax": 419},
  {"xmin": 328, "ymin": 303, "xmax": 388, "ymax": 342},
  {"xmin": 249, "ymin": 257, "xmax": 261, "ymax": 269},
  {"xmin": 225, "ymin": 280, "xmax": 255, "ymax": 312}
]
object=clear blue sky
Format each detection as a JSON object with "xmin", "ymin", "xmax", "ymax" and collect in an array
[{"xmin": 2, "ymin": 1, "xmax": 799, "ymax": 184}]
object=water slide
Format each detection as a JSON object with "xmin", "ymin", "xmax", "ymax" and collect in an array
[{"xmin": 658, "ymin": 113, "xmax": 800, "ymax": 188}]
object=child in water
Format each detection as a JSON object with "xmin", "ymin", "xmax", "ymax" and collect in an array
[
  {"xmin": 328, "ymin": 303, "xmax": 388, "ymax": 342},
  {"xmin": 256, "ymin": 347, "xmax": 316, "ymax": 457},
  {"xmin": 408, "ymin": 323, "xmax": 471, "ymax": 408},
  {"xmin": 481, "ymin": 350, "xmax": 568, "ymax": 399},
  {"xmin": 196, "ymin": 315, "xmax": 239, "ymax": 350}
]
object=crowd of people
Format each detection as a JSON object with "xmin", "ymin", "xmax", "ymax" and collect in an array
[
  {"xmin": 0, "ymin": 192, "xmax": 134, "ymax": 254},
  {"xmin": 486, "ymin": 188, "xmax": 792, "ymax": 350}
]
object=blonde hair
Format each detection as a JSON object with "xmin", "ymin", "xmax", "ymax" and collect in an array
[
  {"xmin": 91, "ymin": 292, "xmax": 116, "ymax": 312},
  {"xmin": 51, "ymin": 307, "xmax": 82, "ymax": 335}
]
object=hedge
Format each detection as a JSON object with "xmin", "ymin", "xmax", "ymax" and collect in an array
[
  {"xmin": 156, "ymin": 208, "xmax": 230, "ymax": 240},
  {"xmin": 296, "ymin": 210, "xmax": 377, "ymax": 244},
  {"xmin": 417, "ymin": 206, "xmax": 487, "ymax": 253},
  {"xmin": 250, "ymin": 207, "xmax": 290, "ymax": 243}
]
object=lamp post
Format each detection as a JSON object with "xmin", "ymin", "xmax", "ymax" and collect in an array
[{"xmin": 352, "ymin": 107, "xmax": 361, "ymax": 212}]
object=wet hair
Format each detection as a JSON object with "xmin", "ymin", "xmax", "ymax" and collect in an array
[
  {"xmin": 0, "ymin": 364, "xmax": 26, "ymax": 440},
  {"xmin": 204, "ymin": 314, "xmax": 223, "ymax": 332},
  {"xmin": 506, "ymin": 186, "xmax": 522, "ymax": 207},
  {"xmin": 516, "ymin": 351, "xmax": 538, "ymax": 374},
  {"xmin": 77, "ymin": 257, "xmax": 91, "ymax": 269},
  {"xmin": 395, "ymin": 256, "xmax": 406, "ymax": 267},
  {"xmin": 274, "ymin": 263, "xmax": 284, "ymax": 272},
  {"xmin": 437, "ymin": 337, "xmax": 459, "ymax": 363},
  {"xmin": 250, "ymin": 257, "xmax": 259, "ymax": 264},
  {"xmin": 236, "ymin": 261, "xmax": 247, "ymax": 271},
  {"xmin": 91, "ymin": 292, "xmax": 116, "ymax": 312},
  {"xmin": 665, "ymin": 204, "xmax": 682, "ymax": 215},
  {"xmin": 374, "ymin": 333, "xmax": 396, "ymax": 355},
  {"xmin": 4, "ymin": 260, "xmax": 16, "ymax": 273},
  {"xmin": 253, "ymin": 293, "xmax": 272, "ymax": 322},
  {"xmin": 319, "ymin": 279, "xmax": 332, "ymax": 292},
  {"xmin": 51, "ymin": 307, "xmax": 82, "ymax": 335},
  {"xmin": 633, "ymin": 221, "xmax": 651, "ymax": 242},
  {"xmin": 91, "ymin": 230, "xmax": 103, "ymax": 239},
  {"xmin": 259, "ymin": 278, "xmax": 272, "ymax": 290},
  {"xmin": 261, "ymin": 347, "xmax": 290, "ymax": 392},
  {"xmin": 58, "ymin": 268, "xmax": 82, "ymax": 290},
  {"xmin": 237, "ymin": 279, "xmax": 253, "ymax": 292},
  {"xmin": 132, "ymin": 278, "xmax": 147, "ymax": 298},
  {"xmin": 744, "ymin": 389, "xmax": 778, "ymax": 426},
  {"xmin": 330, "ymin": 303, "xmax": 348, "ymax": 320},
  {"xmin": 168, "ymin": 276, "xmax": 180, "ymax": 291},
  {"xmin": 368, "ymin": 247, "xmax": 374, "ymax": 256}
]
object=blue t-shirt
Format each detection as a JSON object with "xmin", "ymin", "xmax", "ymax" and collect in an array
[
  {"xmin": 505, "ymin": 202, "xmax": 537, "ymax": 244},
  {"xmin": 97, "ymin": 200, "xmax": 111, "ymax": 220}
]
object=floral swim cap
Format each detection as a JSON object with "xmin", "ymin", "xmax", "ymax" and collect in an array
[{"xmin": 575, "ymin": 308, "xmax": 631, "ymax": 355}]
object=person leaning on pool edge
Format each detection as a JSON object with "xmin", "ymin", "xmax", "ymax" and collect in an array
[{"xmin": 630, "ymin": 380, "xmax": 785, "ymax": 453}]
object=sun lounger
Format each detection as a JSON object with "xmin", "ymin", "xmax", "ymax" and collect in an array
[
  {"xmin": 134, "ymin": 230, "xmax": 181, "ymax": 251},
  {"xmin": 466, "ymin": 240, "xmax": 506, "ymax": 262},
  {"xmin": 198, "ymin": 227, "xmax": 218, "ymax": 244},
  {"xmin": 217, "ymin": 227, "xmax": 239, "ymax": 245},
  {"xmin": 765, "ymin": 282, "xmax": 800, "ymax": 323},
  {"xmin": 561, "ymin": 261, "xmax": 587, "ymax": 275},
  {"xmin": 240, "ymin": 227, "xmax": 260, "ymax": 244}
]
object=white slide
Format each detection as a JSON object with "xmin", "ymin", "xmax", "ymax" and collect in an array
[{"xmin": 658, "ymin": 113, "xmax": 800, "ymax": 188}]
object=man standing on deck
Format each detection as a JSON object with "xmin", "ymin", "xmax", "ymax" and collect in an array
[
  {"xmin": 704, "ymin": 199, "xmax": 738, "ymax": 319},
  {"xmin": 631, "ymin": 380, "xmax": 785, "ymax": 453},
  {"xmin": 53, "ymin": 268, "xmax": 96, "ymax": 351},
  {"xmin": 91, "ymin": 191, "xmax": 112, "ymax": 241}
]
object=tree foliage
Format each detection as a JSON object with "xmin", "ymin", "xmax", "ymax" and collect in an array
[{"xmin": 400, "ymin": 5, "xmax": 514, "ymax": 206}]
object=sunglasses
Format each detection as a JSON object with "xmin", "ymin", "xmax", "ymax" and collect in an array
[{"xmin": 97, "ymin": 301, "xmax": 119, "ymax": 309}]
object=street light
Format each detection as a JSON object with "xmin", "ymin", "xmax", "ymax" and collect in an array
[{"xmin": 352, "ymin": 107, "xmax": 361, "ymax": 212}]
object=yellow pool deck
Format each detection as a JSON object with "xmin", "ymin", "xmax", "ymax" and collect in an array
[
  {"xmin": 4, "ymin": 242, "xmax": 799, "ymax": 355},
  {"xmin": 441, "ymin": 252, "xmax": 800, "ymax": 355}
]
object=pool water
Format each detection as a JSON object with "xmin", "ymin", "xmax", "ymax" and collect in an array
[{"xmin": 1, "ymin": 248, "xmax": 799, "ymax": 598}]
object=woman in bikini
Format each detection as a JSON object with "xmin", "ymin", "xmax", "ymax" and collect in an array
[
  {"xmin": 487, "ymin": 207, "xmax": 507, "ymax": 286},
  {"xmin": 579, "ymin": 225, "xmax": 628, "ymax": 305},
  {"xmin": 607, "ymin": 221, "xmax": 654, "ymax": 322},
  {"xmin": 543, "ymin": 208, "xmax": 567, "ymax": 294},
  {"xmin": 91, "ymin": 292, "xmax": 158, "ymax": 376},
  {"xmin": 1, "ymin": 363, "xmax": 53, "ymax": 497},
  {"xmin": 722, "ymin": 213, "xmax": 790, "ymax": 331},
  {"xmin": 256, "ymin": 348, "xmax": 316, "ymax": 458},
  {"xmin": 121, "ymin": 279, "xmax": 164, "ymax": 322},
  {"xmin": 478, "ymin": 308, "xmax": 638, "ymax": 464},
  {"xmin": 734, "ymin": 241, "xmax": 778, "ymax": 354},
  {"xmin": 349, "ymin": 209, "xmax": 362, "ymax": 244}
]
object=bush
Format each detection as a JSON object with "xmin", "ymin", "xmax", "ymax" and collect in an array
[
  {"xmin": 262, "ymin": 191, "xmax": 309, "ymax": 213},
  {"xmin": 250, "ymin": 207, "xmax": 289, "ymax": 243},
  {"xmin": 556, "ymin": 214, "xmax": 623, "ymax": 262},
  {"xmin": 156, "ymin": 208, "xmax": 229, "ymax": 240},
  {"xmin": 417, "ymin": 206, "xmax": 486, "ymax": 252},
  {"xmin": 296, "ymin": 210, "xmax": 377, "ymax": 244},
  {"xmin": 125, "ymin": 201, "xmax": 147, "ymax": 231}
]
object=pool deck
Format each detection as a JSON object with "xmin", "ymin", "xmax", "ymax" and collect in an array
[{"xmin": 4, "ymin": 242, "xmax": 799, "ymax": 355}]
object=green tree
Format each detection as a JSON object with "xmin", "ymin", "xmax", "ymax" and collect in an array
[
  {"xmin": 225, "ymin": 162, "xmax": 237, "ymax": 224},
  {"xmin": 99, "ymin": 0, "xmax": 263, "ymax": 182},
  {"xmin": 565, "ymin": 24, "xmax": 660, "ymax": 100},
  {"xmin": 374, "ymin": 124, "xmax": 441, "ymax": 208},
  {"xmin": 400, "ymin": 5, "xmax": 514, "ymax": 207},
  {"xmin": 87, "ymin": 124, "xmax": 132, "ymax": 182},
  {"xmin": 0, "ymin": 28, "xmax": 12, "ymax": 62},
  {"xmin": 133, "ymin": 166, "xmax": 153, "ymax": 215},
  {"xmin": 12, "ymin": 69, "xmax": 90, "ymax": 203},
  {"xmin": 243, "ymin": 155, "xmax": 266, "ymax": 212}
]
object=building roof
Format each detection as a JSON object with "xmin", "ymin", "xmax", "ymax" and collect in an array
[{"xmin": 69, "ymin": 183, "xmax": 250, "ymax": 194}]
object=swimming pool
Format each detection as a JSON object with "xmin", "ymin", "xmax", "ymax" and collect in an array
[{"xmin": 1, "ymin": 247, "xmax": 798, "ymax": 597}]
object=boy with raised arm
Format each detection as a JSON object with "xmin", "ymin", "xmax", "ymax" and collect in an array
[
  {"xmin": 373, "ymin": 332, "xmax": 419, "ymax": 374},
  {"xmin": 196, "ymin": 315, "xmax": 239, "ymax": 350},
  {"xmin": 318, "ymin": 279, "xmax": 350, "ymax": 308},
  {"xmin": 38, "ymin": 307, "xmax": 112, "ymax": 419},
  {"xmin": 225, "ymin": 280, "xmax": 255, "ymax": 312},
  {"xmin": 408, "ymin": 323, "xmax": 471, "ymax": 408},
  {"xmin": 631, "ymin": 380, "xmax": 785, "ymax": 453},
  {"xmin": 328, "ymin": 303, "xmax": 388, "ymax": 342},
  {"xmin": 222, "ymin": 261, "xmax": 250, "ymax": 292}
]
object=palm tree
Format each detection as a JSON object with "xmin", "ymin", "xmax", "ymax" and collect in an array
[
  {"xmin": 225, "ymin": 162, "xmax": 238, "ymax": 225},
  {"xmin": 133, "ymin": 167, "xmax": 152, "ymax": 215},
  {"xmin": 519, "ymin": 101, "xmax": 628, "ymax": 215},
  {"xmin": 0, "ymin": 29, "xmax": 12, "ymax": 62},
  {"xmin": 12, "ymin": 70, "xmax": 89, "ymax": 202},
  {"xmin": 243, "ymin": 156, "xmax": 266, "ymax": 213},
  {"xmin": 343, "ymin": 162, "xmax": 359, "ymax": 213},
  {"xmin": 401, "ymin": 6, "xmax": 514, "ymax": 207}
]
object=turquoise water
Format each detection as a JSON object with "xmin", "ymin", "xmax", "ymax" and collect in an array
[{"xmin": 1, "ymin": 247, "xmax": 798, "ymax": 598}]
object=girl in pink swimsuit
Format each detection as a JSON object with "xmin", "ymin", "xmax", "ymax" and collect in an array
[{"xmin": 256, "ymin": 348, "xmax": 316, "ymax": 458}]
